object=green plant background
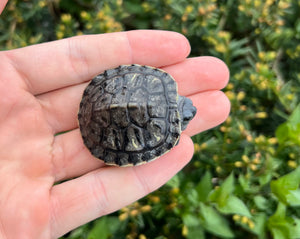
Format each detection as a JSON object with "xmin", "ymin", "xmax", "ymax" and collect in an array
[{"xmin": 1, "ymin": 0, "xmax": 300, "ymax": 238}]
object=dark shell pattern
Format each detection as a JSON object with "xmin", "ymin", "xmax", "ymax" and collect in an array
[{"xmin": 78, "ymin": 64, "xmax": 181, "ymax": 166}]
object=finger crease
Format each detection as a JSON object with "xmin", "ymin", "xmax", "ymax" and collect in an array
[
  {"xmin": 125, "ymin": 32, "xmax": 134, "ymax": 64},
  {"xmin": 4, "ymin": 52, "xmax": 34, "ymax": 92},
  {"xmin": 92, "ymin": 170, "xmax": 110, "ymax": 216},
  {"xmin": 66, "ymin": 37, "xmax": 90, "ymax": 83},
  {"xmin": 132, "ymin": 167, "xmax": 151, "ymax": 195}
]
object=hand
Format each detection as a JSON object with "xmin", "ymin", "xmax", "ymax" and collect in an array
[{"xmin": 0, "ymin": 5, "xmax": 229, "ymax": 239}]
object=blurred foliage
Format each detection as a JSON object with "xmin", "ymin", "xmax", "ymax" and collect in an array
[{"xmin": 1, "ymin": 0, "xmax": 300, "ymax": 238}]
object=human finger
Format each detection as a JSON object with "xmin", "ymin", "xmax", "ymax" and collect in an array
[
  {"xmin": 184, "ymin": 90, "xmax": 231, "ymax": 136},
  {"xmin": 51, "ymin": 90, "xmax": 229, "ymax": 182},
  {"xmin": 38, "ymin": 56, "xmax": 229, "ymax": 133},
  {"xmin": 4, "ymin": 30, "xmax": 190, "ymax": 95},
  {"xmin": 0, "ymin": 0, "xmax": 8, "ymax": 14},
  {"xmin": 50, "ymin": 134, "xmax": 193, "ymax": 238},
  {"xmin": 164, "ymin": 56, "xmax": 230, "ymax": 96}
]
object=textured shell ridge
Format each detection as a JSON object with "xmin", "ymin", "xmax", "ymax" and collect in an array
[{"xmin": 79, "ymin": 65, "xmax": 185, "ymax": 166}]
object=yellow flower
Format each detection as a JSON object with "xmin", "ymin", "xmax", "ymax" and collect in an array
[
  {"xmin": 171, "ymin": 187, "xmax": 180, "ymax": 195},
  {"xmin": 119, "ymin": 212, "xmax": 128, "ymax": 221},
  {"xmin": 140, "ymin": 205, "xmax": 152, "ymax": 213},
  {"xmin": 254, "ymin": 28, "xmax": 261, "ymax": 35},
  {"xmin": 278, "ymin": 1, "xmax": 290, "ymax": 9},
  {"xmin": 142, "ymin": 2, "xmax": 151, "ymax": 11},
  {"xmin": 86, "ymin": 23, "xmax": 92, "ymax": 30},
  {"xmin": 289, "ymin": 153, "xmax": 296, "ymax": 159},
  {"xmin": 255, "ymin": 135, "xmax": 266, "ymax": 144},
  {"xmin": 286, "ymin": 94, "xmax": 294, "ymax": 100},
  {"xmin": 267, "ymin": 51, "xmax": 276, "ymax": 60},
  {"xmin": 80, "ymin": 11, "xmax": 88, "ymax": 19},
  {"xmin": 130, "ymin": 209, "xmax": 139, "ymax": 217},
  {"xmin": 288, "ymin": 160, "xmax": 297, "ymax": 169},
  {"xmin": 182, "ymin": 225, "xmax": 188, "ymax": 236},
  {"xmin": 149, "ymin": 195, "xmax": 160, "ymax": 203},
  {"xmin": 268, "ymin": 138, "xmax": 278, "ymax": 144},
  {"xmin": 194, "ymin": 143, "xmax": 201, "ymax": 153},
  {"xmin": 213, "ymin": 155, "xmax": 219, "ymax": 161},
  {"xmin": 97, "ymin": 11, "xmax": 105, "ymax": 20},
  {"xmin": 249, "ymin": 164, "xmax": 258, "ymax": 171},
  {"xmin": 241, "ymin": 216, "xmax": 249, "ymax": 224},
  {"xmin": 56, "ymin": 31, "xmax": 64, "ymax": 39},
  {"xmin": 265, "ymin": 0, "xmax": 274, "ymax": 6},
  {"xmin": 238, "ymin": 123, "xmax": 245, "ymax": 133},
  {"xmin": 200, "ymin": 143, "xmax": 207, "ymax": 150},
  {"xmin": 181, "ymin": 14, "xmax": 188, "ymax": 22},
  {"xmin": 227, "ymin": 83, "xmax": 234, "ymax": 90},
  {"xmin": 233, "ymin": 214, "xmax": 241, "ymax": 221},
  {"xmin": 258, "ymin": 52, "xmax": 266, "ymax": 60},
  {"xmin": 248, "ymin": 220, "xmax": 255, "ymax": 229},
  {"xmin": 238, "ymin": 5, "xmax": 245, "ymax": 11},
  {"xmin": 185, "ymin": 5, "xmax": 194, "ymax": 14},
  {"xmin": 252, "ymin": 158, "xmax": 261, "ymax": 164},
  {"xmin": 215, "ymin": 44, "xmax": 227, "ymax": 53},
  {"xmin": 237, "ymin": 91, "xmax": 246, "ymax": 101},
  {"xmin": 220, "ymin": 126, "xmax": 227, "ymax": 132},
  {"xmin": 207, "ymin": 4, "xmax": 217, "ymax": 12},
  {"xmin": 61, "ymin": 14, "xmax": 72, "ymax": 23},
  {"xmin": 246, "ymin": 135, "xmax": 253, "ymax": 142},
  {"xmin": 234, "ymin": 161, "xmax": 244, "ymax": 168},
  {"xmin": 225, "ymin": 91, "xmax": 235, "ymax": 101},
  {"xmin": 240, "ymin": 105, "xmax": 247, "ymax": 111},
  {"xmin": 255, "ymin": 112, "xmax": 268, "ymax": 119},
  {"xmin": 38, "ymin": 0, "xmax": 46, "ymax": 8},
  {"xmin": 198, "ymin": 6, "xmax": 206, "ymax": 15},
  {"xmin": 226, "ymin": 116, "xmax": 232, "ymax": 124},
  {"xmin": 59, "ymin": 25, "xmax": 66, "ymax": 31},
  {"xmin": 254, "ymin": 0, "xmax": 262, "ymax": 7},
  {"xmin": 164, "ymin": 14, "xmax": 172, "ymax": 20},
  {"xmin": 168, "ymin": 202, "xmax": 177, "ymax": 210},
  {"xmin": 216, "ymin": 166, "xmax": 222, "ymax": 173},
  {"xmin": 121, "ymin": 207, "xmax": 129, "ymax": 212},
  {"xmin": 242, "ymin": 155, "xmax": 250, "ymax": 163}
]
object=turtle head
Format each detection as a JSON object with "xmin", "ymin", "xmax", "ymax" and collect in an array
[{"xmin": 178, "ymin": 96, "xmax": 197, "ymax": 130}]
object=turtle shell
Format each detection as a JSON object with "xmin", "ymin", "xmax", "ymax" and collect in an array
[{"xmin": 78, "ymin": 64, "xmax": 181, "ymax": 166}]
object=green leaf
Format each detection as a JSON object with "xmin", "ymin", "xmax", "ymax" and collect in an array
[
  {"xmin": 209, "ymin": 174, "xmax": 251, "ymax": 217},
  {"xmin": 87, "ymin": 216, "xmax": 121, "ymax": 239},
  {"xmin": 254, "ymin": 195, "xmax": 268, "ymax": 210},
  {"xmin": 196, "ymin": 171, "xmax": 212, "ymax": 202},
  {"xmin": 271, "ymin": 167, "xmax": 300, "ymax": 205},
  {"xmin": 186, "ymin": 226, "xmax": 205, "ymax": 239},
  {"xmin": 166, "ymin": 174, "xmax": 180, "ymax": 188},
  {"xmin": 199, "ymin": 203, "xmax": 234, "ymax": 238},
  {"xmin": 276, "ymin": 104, "xmax": 300, "ymax": 145},
  {"xmin": 288, "ymin": 104, "xmax": 300, "ymax": 127},
  {"xmin": 209, "ymin": 173, "xmax": 234, "ymax": 206},
  {"xmin": 182, "ymin": 214, "xmax": 201, "ymax": 227},
  {"xmin": 217, "ymin": 195, "xmax": 251, "ymax": 218},
  {"xmin": 251, "ymin": 213, "xmax": 267, "ymax": 237},
  {"xmin": 268, "ymin": 203, "xmax": 300, "ymax": 239},
  {"xmin": 87, "ymin": 217, "xmax": 109, "ymax": 239},
  {"xmin": 291, "ymin": 217, "xmax": 300, "ymax": 239}
]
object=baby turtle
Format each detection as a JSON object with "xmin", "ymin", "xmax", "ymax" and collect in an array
[{"xmin": 78, "ymin": 64, "xmax": 196, "ymax": 166}]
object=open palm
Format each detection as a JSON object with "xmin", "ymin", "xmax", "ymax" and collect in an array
[{"xmin": 0, "ymin": 6, "xmax": 230, "ymax": 239}]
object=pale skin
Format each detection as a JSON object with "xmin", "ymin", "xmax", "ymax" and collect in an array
[{"xmin": 0, "ymin": 1, "xmax": 230, "ymax": 238}]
